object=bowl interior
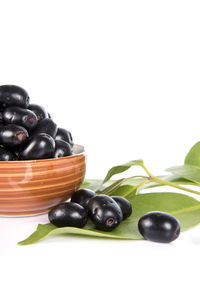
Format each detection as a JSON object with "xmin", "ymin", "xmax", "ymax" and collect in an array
[{"xmin": 73, "ymin": 144, "xmax": 85, "ymax": 155}]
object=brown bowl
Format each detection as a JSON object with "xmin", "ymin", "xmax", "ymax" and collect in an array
[{"xmin": 0, "ymin": 144, "xmax": 86, "ymax": 216}]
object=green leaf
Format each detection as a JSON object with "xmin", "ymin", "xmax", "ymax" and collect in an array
[
  {"xmin": 161, "ymin": 175, "xmax": 195, "ymax": 186},
  {"xmin": 102, "ymin": 160, "xmax": 144, "ymax": 183},
  {"xmin": 166, "ymin": 165, "xmax": 200, "ymax": 184},
  {"xmin": 18, "ymin": 223, "xmax": 56, "ymax": 245},
  {"xmin": 97, "ymin": 178, "xmax": 127, "ymax": 195},
  {"xmin": 18, "ymin": 192, "xmax": 200, "ymax": 245},
  {"xmin": 110, "ymin": 185, "xmax": 138, "ymax": 197},
  {"xmin": 166, "ymin": 142, "xmax": 200, "ymax": 185},
  {"xmin": 80, "ymin": 179, "xmax": 103, "ymax": 191},
  {"xmin": 98, "ymin": 177, "xmax": 148, "ymax": 196},
  {"xmin": 185, "ymin": 142, "xmax": 200, "ymax": 167}
]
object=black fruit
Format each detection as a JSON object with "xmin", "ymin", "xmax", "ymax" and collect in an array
[
  {"xmin": 3, "ymin": 106, "xmax": 38, "ymax": 130},
  {"xmin": 55, "ymin": 128, "xmax": 73, "ymax": 146},
  {"xmin": 0, "ymin": 85, "xmax": 29, "ymax": 108},
  {"xmin": 112, "ymin": 196, "xmax": 132, "ymax": 220},
  {"xmin": 0, "ymin": 111, "xmax": 4, "ymax": 124},
  {"xmin": 138, "ymin": 211, "xmax": 181, "ymax": 243},
  {"xmin": 48, "ymin": 202, "xmax": 88, "ymax": 228},
  {"xmin": 19, "ymin": 133, "xmax": 55, "ymax": 160},
  {"xmin": 33, "ymin": 118, "xmax": 57, "ymax": 138},
  {"xmin": 0, "ymin": 147, "xmax": 17, "ymax": 161},
  {"xmin": 29, "ymin": 104, "xmax": 48, "ymax": 122},
  {"xmin": 88, "ymin": 195, "xmax": 123, "ymax": 231},
  {"xmin": 54, "ymin": 140, "xmax": 72, "ymax": 158},
  {"xmin": 71, "ymin": 189, "xmax": 96, "ymax": 209},
  {"xmin": 0, "ymin": 124, "xmax": 29, "ymax": 148}
]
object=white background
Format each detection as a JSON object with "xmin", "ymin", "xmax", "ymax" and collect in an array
[{"xmin": 1, "ymin": 0, "xmax": 200, "ymax": 299}]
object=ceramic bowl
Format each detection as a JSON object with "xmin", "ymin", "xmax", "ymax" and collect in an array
[{"xmin": 0, "ymin": 144, "xmax": 86, "ymax": 216}]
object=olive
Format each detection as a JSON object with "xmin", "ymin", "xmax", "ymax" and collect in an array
[
  {"xmin": 33, "ymin": 118, "xmax": 57, "ymax": 138},
  {"xmin": 71, "ymin": 189, "xmax": 96, "ymax": 209},
  {"xmin": 0, "ymin": 147, "xmax": 17, "ymax": 161},
  {"xmin": 88, "ymin": 195, "xmax": 123, "ymax": 231},
  {"xmin": 138, "ymin": 211, "xmax": 181, "ymax": 243},
  {"xmin": 48, "ymin": 202, "xmax": 88, "ymax": 228},
  {"xmin": 55, "ymin": 128, "xmax": 73, "ymax": 146},
  {"xmin": 0, "ymin": 124, "xmax": 29, "ymax": 148},
  {"xmin": 112, "ymin": 196, "xmax": 132, "ymax": 220},
  {"xmin": 0, "ymin": 85, "xmax": 29, "ymax": 108},
  {"xmin": 3, "ymin": 106, "xmax": 38, "ymax": 130},
  {"xmin": 19, "ymin": 133, "xmax": 55, "ymax": 160},
  {"xmin": 54, "ymin": 140, "xmax": 72, "ymax": 158},
  {"xmin": 28, "ymin": 104, "xmax": 48, "ymax": 122}
]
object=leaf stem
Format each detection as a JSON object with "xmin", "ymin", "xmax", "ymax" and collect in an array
[
  {"xmin": 139, "ymin": 162, "xmax": 200, "ymax": 196},
  {"xmin": 152, "ymin": 177, "xmax": 200, "ymax": 196},
  {"xmin": 123, "ymin": 179, "xmax": 152, "ymax": 197},
  {"xmin": 98, "ymin": 175, "xmax": 149, "ymax": 195},
  {"xmin": 140, "ymin": 163, "xmax": 154, "ymax": 178}
]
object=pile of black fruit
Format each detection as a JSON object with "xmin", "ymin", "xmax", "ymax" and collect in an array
[
  {"xmin": 0, "ymin": 85, "xmax": 73, "ymax": 160},
  {"xmin": 48, "ymin": 188, "xmax": 181, "ymax": 243},
  {"xmin": 48, "ymin": 189, "xmax": 132, "ymax": 231}
]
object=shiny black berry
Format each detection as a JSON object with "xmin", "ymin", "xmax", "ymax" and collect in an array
[
  {"xmin": 112, "ymin": 196, "xmax": 132, "ymax": 220},
  {"xmin": 88, "ymin": 195, "xmax": 123, "ymax": 231},
  {"xmin": 19, "ymin": 133, "xmax": 55, "ymax": 160},
  {"xmin": 55, "ymin": 128, "xmax": 73, "ymax": 146},
  {"xmin": 0, "ymin": 85, "xmax": 29, "ymax": 108},
  {"xmin": 0, "ymin": 111, "xmax": 4, "ymax": 124},
  {"xmin": 28, "ymin": 104, "xmax": 48, "ymax": 122},
  {"xmin": 54, "ymin": 140, "xmax": 72, "ymax": 158},
  {"xmin": 48, "ymin": 202, "xmax": 88, "ymax": 228},
  {"xmin": 0, "ymin": 124, "xmax": 29, "ymax": 148},
  {"xmin": 71, "ymin": 189, "xmax": 96, "ymax": 209},
  {"xmin": 3, "ymin": 106, "xmax": 38, "ymax": 130},
  {"xmin": 0, "ymin": 147, "xmax": 17, "ymax": 161},
  {"xmin": 138, "ymin": 211, "xmax": 181, "ymax": 243},
  {"xmin": 33, "ymin": 118, "xmax": 57, "ymax": 138}
]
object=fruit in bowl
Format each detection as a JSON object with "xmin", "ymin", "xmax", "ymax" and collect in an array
[{"xmin": 0, "ymin": 85, "xmax": 86, "ymax": 216}]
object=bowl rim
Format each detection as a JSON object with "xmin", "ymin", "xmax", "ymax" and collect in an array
[{"xmin": 0, "ymin": 143, "xmax": 86, "ymax": 164}]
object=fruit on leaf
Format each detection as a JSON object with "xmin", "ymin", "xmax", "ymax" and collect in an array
[
  {"xmin": 112, "ymin": 196, "xmax": 132, "ymax": 220},
  {"xmin": 71, "ymin": 188, "xmax": 96, "ymax": 209},
  {"xmin": 48, "ymin": 202, "xmax": 88, "ymax": 228},
  {"xmin": 88, "ymin": 195, "xmax": 123, "ymax": 231},
  {"xmin": 138, "ymin": 211, "xmax": 181, "ymax": 243}
]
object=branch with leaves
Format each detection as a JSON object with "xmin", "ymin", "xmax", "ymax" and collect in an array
[{"xmin": 19, "ymin": 142, "xmax": 200, "ymax": 245}]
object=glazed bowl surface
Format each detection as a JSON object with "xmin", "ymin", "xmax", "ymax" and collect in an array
[{"xmin": 0, "ymin": 144, "xmax": 86, "ymax": 216}]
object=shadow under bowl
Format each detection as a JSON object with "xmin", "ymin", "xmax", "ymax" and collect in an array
[{"xmin": 0, "ymin": 144, "xmax": 86, "ymax": 216}]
